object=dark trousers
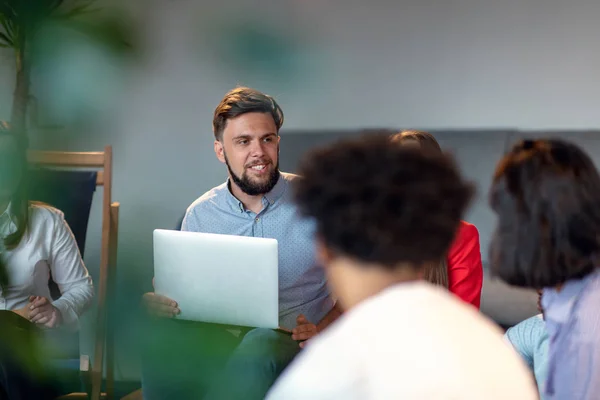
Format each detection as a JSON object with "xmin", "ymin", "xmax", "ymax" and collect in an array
[
  {"xmin": 141, "ymin": 319, "xmax": 300, "ymax": 400},
  {"xmin": 0, "ymin": 311, "xmax": 58, "ymax": 400}
]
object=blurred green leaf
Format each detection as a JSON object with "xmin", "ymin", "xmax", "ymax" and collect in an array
[
  {"xmin": 0, "ymin": 0, "xmax": 134, "ymax": 54},
  {"xmin": 0, "ymin": 258, "xmax": 7, "ymax": 291},
  {"xmin": 1, "ymin": 0, "xmax": 136, "ymax": 132},
  {"xmin": 56, "ymin": 14, "xmax": 134, "ymax": 54},
  {"xmin": 54, "ymin": 1, "xmax": 98, "ymax": 19},
  {"xmin": 0, "ymin": 31, "xmax": 12, "ymax": 46},
  {"xmin": 0, "ymin": 261, "xmax": 48, "ymax": 380},
  {"xmin": 0, "ymin": 310, "xmax": 48, "ymax": 378},
  {"xmin": 0, "ymin": 13, "xmax": 16, "ymax": 47}
]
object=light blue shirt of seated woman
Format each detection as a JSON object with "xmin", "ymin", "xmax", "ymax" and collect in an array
[{"xmin": 505, "ymin": 314, "xmax": 549, "ymax": 398}]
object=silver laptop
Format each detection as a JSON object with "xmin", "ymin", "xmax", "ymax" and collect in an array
[{"xmin": 153, "ymin": 229, "xmax": 279, "ymax": 329}]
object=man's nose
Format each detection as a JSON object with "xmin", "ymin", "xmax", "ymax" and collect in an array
[{"xmin": 249, "ymin": 140, "xmax": 266, "ymax": 156}]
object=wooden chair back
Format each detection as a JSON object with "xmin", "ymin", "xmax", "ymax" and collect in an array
[{"xmin": 28, "ymin": 146, "xmax": 119, "ymax": 400}]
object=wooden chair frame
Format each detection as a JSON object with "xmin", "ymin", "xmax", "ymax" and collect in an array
[{"xmin": 27, "ymin": 146, "xmax": 120, "ymax": 400}]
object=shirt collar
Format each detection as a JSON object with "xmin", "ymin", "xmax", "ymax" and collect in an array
[
  {"xmin": 225, "ymin": 172, "xmax": 286, "ymax": 213},
  {"xmin": 542, "ymin": 269, "xmax": 600, "ymax": 324},
  {"xmin": 263, "ymin": 172, "xmax": 286, "ymax": 205},
  {"xmin": 0, "ymin": 202, "xmax": 17, "ymax": 239},
  {"xmin": 0, "ymin": 202, "xmax": 10, "ymax": 218}
]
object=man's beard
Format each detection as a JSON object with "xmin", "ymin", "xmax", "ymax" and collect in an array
[{"xmin": 224, "ymin": 153, "xmax": 280, "ymax": 196}]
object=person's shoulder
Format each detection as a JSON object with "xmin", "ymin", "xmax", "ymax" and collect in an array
[
  {"xmin": 278, "ymin": 171, "xmax": 301, "ymax": 192},
  {"xmin": 447, "ymin": 221, "xmax": 481, "ymax": 259},
  {"xmin": 274, "ymin": 172, "xmax": 303, "ymax": 205},
  {"xmin": 384, "ymin": 284, "xmax": 537, "ymax": 395},
  {"xmin": 457, "ymin": 220, "xmax": 479, "ymax": 239},
  {"xmin": 186, "ymin": 181, "xmax": 229, "ymax": 214},
  {"xmin": 514, "ymin": 313, "xmax": 546, "ymax": 329},
  {"xmin": 361, "ymin": 282, "xmax": 503, "ymax": 338},
  {"xmin": 505, "ymin": 313, "xmax": 546, "ymax": 344},
  {"xmin": 278, "ymin": 284, "xmax": 537, "ymax": 399},
  {"xmin": 280, "ymin": 171, "xmax": 301, "ymax": 182},
  {"xmin": 329, "ymin": 283, "xmax": 466, "ymax": 339},
  {"xmin": 338, "ymin": 284, "xmax": 534, "ymax": 396},
  {"xmin": 574, "ymin": 272, "xmax": 600, "ymax": 330},
  {"xmin": 361, "ymin": 281, "xmax": 458, "ymax": 309},
  {"xmin": 267, "ymin": 312, "xmax": 364, "ymax": 399},
  {"xmin": 28, "ymin": 202, "xmax": 66, "ymax": 225}
]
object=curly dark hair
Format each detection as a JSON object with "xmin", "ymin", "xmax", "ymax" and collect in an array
[
  {"xmin": 213, "ymin": 87, "xmax": 284, "ymax": 141},
  {"xmin": 489, "ymin": 138, "xmax": 600, "ymax": 288},
  {"xmin": 294, "ymin": 133, "xmax": 474, "ymax": 269}
]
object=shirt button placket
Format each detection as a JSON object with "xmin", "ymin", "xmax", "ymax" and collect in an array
[
  {"xmin": 254, "ymin": 216, "xmax": 263, "ymax": 237},
  {"xmin": 251, "ymin": 215, "xmax": 258, "ymax": 237}
]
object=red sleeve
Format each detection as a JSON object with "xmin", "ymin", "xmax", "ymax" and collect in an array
[{"xmin": 446, "ymin": 221, "xmax": 483, "ymax": 309}]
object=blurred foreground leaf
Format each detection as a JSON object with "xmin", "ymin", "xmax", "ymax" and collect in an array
[
  {"xmin": 0, "ymin": 258, "xmax": 7, "ymax": 291},
  {"xmin": 0, "ymin": 310, "xmax": 49, "ymax": 379},
  {"xmin": 0, "ymin": 0, "xmax": 136, "ymax": 136}
]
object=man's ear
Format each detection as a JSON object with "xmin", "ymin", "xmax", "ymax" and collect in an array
[
  {"xmin": 316, "ymin": 237, "xmax": 334, "ymax": 267},
  {"xmin": 214, "ymin": 140, "xmax": 226, "ymax": 164}
]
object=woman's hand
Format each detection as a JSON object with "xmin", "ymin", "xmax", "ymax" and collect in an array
[
  {"xmin": 12, "ymin": 305, "xmax": 31, "ymax": 320},
  {"xmin": 28, "ymin": 296, "xmax": 61, "ymax": 328}
]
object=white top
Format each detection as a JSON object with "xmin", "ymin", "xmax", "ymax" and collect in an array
[
  {"xmin": 267, "ymin": 282, "xmax": 538, "ymax": 400},
  {"xmin": 0, "ymin": 203, "xmax": 94, "ymax": 327}
]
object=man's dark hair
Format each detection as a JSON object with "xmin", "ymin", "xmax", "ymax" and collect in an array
[
  {"xmin": 391, "ymin": 130, "xmax": 443, "ymax": 155},
  {"xmin": 212, "ymin": 87, "xmax": 284, "ymax": 141},
  {"xmin": 489, "ymin": 138, "xmax": 600, "ymax": 288},
  {"xmin": 294, "ymin": 133, "xmax": 474, "ymax": 269}
]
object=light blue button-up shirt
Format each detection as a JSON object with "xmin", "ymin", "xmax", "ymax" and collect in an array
[
  {"xmin": 542, "ymin": 269, "xmax": 600, "ymax": 400},
  {"xmin": 182, "ymin": 172, "xmax": 333, "ymax": 329},
  {"xmin": 505, "ymin": 314, "xmax": 549, "ymax": 398}
]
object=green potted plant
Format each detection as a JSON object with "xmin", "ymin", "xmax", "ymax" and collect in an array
[
  {"xmin": 0, "ymin": 2, "xmax": 134, "ymax": 393},
  {"xmin": 0, "ymin": 0, "xmax": 132, "ymax": 136}
]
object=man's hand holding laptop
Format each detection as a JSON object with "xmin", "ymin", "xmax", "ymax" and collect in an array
[
  {"xmin": 143, "ymin": 278, "xmax": 180, "ymax": 318},
  {"xmin": 144, "ymin": 275, "xmax": 320, "ymax": 348},
  {"xmin": 144, "ymin": 286, "xmax": 319, "ymax": 348}
]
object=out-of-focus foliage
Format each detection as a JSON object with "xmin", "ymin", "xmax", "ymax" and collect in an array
[
  {"xmin": 0, "ymin": 0, "xmax": 134, "ymax": 135},
  {"xmin": 0, "ymin": 0, "xmax": 136, "ymax": 388},
  {"xmin": 0, "ymin": 308, "xmax": 48, "ymax": 378},
  {"xmin": 0, "ymin": 258, "xmax": 48, "ymax": 380}
]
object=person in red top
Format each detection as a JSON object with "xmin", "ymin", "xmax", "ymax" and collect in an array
[
  {"xmin": 446, "ymin": 220, "xmax": 483, "ymax": 308},
  {"xmin": 391, "ymin": 131, "xmax": 483, "ymax": 308}
]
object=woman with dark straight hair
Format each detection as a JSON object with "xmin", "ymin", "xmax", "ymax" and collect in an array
[
  {"xmin": 490, "ymin": 138, "xmax": 600, "ymax": 399},
  {"xmin": 0, "ymin": 123, "xmax": 93, "ymax": 324},
  {"xmin": 0, "ymin": 122, "xmax": 94, "ymax": 399},
  {"xmin": 391, "ymin": 131, "xmax": 483, "ymax": 308}
]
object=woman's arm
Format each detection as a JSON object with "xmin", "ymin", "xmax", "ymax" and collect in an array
[
  {"xmin": 48, "ymin": 210, "xmax": 94, "ymax": 327},
  {"xmin": 446, "ymin": 222, "xmax": 483, "ymax": 309}
]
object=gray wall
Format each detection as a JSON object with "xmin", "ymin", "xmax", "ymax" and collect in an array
[{"xmin": 2, "ymin": 0, "xmax": 600, "ymax": 381}]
